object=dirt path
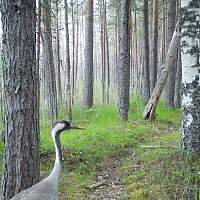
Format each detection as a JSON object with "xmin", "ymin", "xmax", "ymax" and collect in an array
[
  {"xmin": 89, "ymin": 157, "xmax": 124, "ymax": 200},
  {"xmin": 89, "ymin": 152, "xmax": 136, "ymax": 200}
]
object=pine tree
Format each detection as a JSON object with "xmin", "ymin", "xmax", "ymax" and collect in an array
[
  {"xmin": 83, "ymin": 0, "xmax": 94, "ymax": 108},
  {"xmin": 0, "ymin": 1, "xmax": 40, "ymax": 198},
  {"xmin": 117, "ymin": 0, "xmax": 130, "ymax": 120}
]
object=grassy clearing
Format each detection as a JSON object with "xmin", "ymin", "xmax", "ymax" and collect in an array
[
  {"xmin": 0, "ymin": 98, "xmax": 199, "ymax": 199},
  {"xmin": 39, "ymin": 99, "xmax": 199, "ymax": 199},
  {"xmin": 40, "ymin": 101, "xmax": 152, "ymax": 199}
]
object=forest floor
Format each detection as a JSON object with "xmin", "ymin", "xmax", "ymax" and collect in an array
[
  {"xmin": 39, "ymin": 99, "xmax": 199, "ymax": 200},
  {"xmin": 0, "ymin": 99, "xmax": 199, "ymax": 199},
  {"xmin": 88, "ymin": 155, "xmax": 126, "ymax": 199}
]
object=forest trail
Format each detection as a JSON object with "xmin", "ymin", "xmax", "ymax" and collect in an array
[
  {"xmin": 89, "ymin": 156, "xmax": 124, "ymax": 200},
  {"xmin": 57, "ymin": 153, "xmax": 134, "ymax": 200},
  {"xmin": 42, "ymin": 114, "xmax": 187, "ymax": 200},
  {"xmin": 89, "ymin": 152, "xmax": 136, "ymax": 200}
]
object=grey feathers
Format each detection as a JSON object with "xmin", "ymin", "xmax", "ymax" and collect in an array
[{"xmin": 11, "ymin": 179, "xmax": 58, "ymax": 200}]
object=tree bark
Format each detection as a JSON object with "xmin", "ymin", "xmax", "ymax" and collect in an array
[
  {"xmin": 75, "ymin": 0, "xmax": 79, "ymax": 89},
  {"xmin": 181, "ymin": 0, "xmax": 200, "ymax": 155},
  {"xmin": 174, "ymin": 43, "xmax": 182, "ymax": 107},
  {"xmin": 164, "ymin": 0, "xmax": 176, "ymax": 108},
  {"xmin": 36, "ymin": 0, "xmax": 41, "ymax": 82},
  {"xmin": 174, "ymin": 0, "xmax": 182, "ymax": 108},
  {"xmin": 134, "ymin": 11, "xmax": 139, "ymax": 90},
  {"xmin": 83, "ymin": 0, "xmax": 94, "ymax": 108},
  {"xmin": 104, "ymin": 0, "xmax": 110, "ymax": 104},
  {"xmin": 0, "ymin": 1, "xmax": 40, "ymax": 198},
  {"xmin": 71, "ymin": 0, "xmax": 75, "ymax": 103},
  {"xmin": 42, "ymin": 0, "xmax": 58, "ymax": 122},
  {"xmin": 129, "ymin": 11, "xmax": 133, "ymax": 90},
  {"xmin": 56, "ymin": 0, "xmax": 62, "ymax": 107},
  {"xmin": 64, "ymin": 0, "xmax": 72, "ymax": 121},
  {"xmin": 142, "ymin": 24, "xmax": 180, "ymax": 120},
  {"xmin": 114, "ymin": 0, "xmax": 119, "ymax": 85},
  {"xmin": 151, "ymin": 0, "xmax": 158, "ymax": 93},
  {"xmin": 36, "ymin": 0, "xmax": 41, "ymax": 112},
  {"xmin": 100, "ymin": 0, "xmax": 106, "ymax": 103},
  {"xmin": 143, "ymin": 0, "xmax": 150, "ymax": 103},
  {"xmin": 161, "ymin": 0, "xmax": 166, "ymax": 64},
  {"xmin": 117, "ymin": 0, "xmax": 130, "ymax": 120}
]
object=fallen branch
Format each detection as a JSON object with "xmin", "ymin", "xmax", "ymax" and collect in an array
[
  {"xmin": 191, "ymin": 170, "xmax": 200, "ymax": 175},
  {"xmin": 87, "ymin": 181, "xmax": 106, "ymax": 189},
  {"xmin": 140, "ymin": 145, "xmax": 179, "ymax": 149},
  {"xmin": 142, "ymin": 22, "xmax": 180, "ymax": 120}
]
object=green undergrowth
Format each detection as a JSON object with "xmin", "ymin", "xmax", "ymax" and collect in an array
[
  {"xmin": 122, "ymin": 143, "xmax": 200, "ymax": 199},
  {"xmin": 0, "ymin": 96, "xmax": 198, "ymax": 199},
  {"xmin": 40, "ymin": 99, "xmax": 154, "ymax": 199},
  {"xmin": 39, "ymin": 98, "xmax": 200, "ymax": 199},
  {"xmin": 120, "ymin": 105, "xmax": 200, "ymax": 200}
]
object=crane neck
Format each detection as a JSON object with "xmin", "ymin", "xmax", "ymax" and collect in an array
[
  {"xmin": 52, "ymin": 129, "xmax": 63, "ymax": 163},
  {"xmin": 47, "ymin": 129, "xmax": 63, "ymax": 184}
]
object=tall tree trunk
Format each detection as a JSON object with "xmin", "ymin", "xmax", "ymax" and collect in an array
[
  {"xmin": 104, "ymin": 0, "xmax": 110, "ymax": 104},
  {"xmin": 37, "ymin": 0, "xmax": 41, "ymax": 80},
  {"xmin": 174, "ymin": 0, "xmax": 182, "ymax": 108},
  {"xmin": 0, "ymin": 38, "xmax": 3, "ymax": 123},
  {"xmin": 105, "ymin": 28, "xmax": 110, "ymax": 104},
  {"xmin": 56, "ymin": 0, "xmax": 62, "ymax": 107},
  {"xmin": 75, "ymin": 0, "xmax": 79, "ymax": 88},
  {"xmin": 164, "ymin": 0, "xmax": 176, "ymax": 107},
  {"xmin": 100, "ymin": 0, "xmax": 106, "ymax": 103},
  {"xmin": 181, "ymin": 0, "xmax": 200, "ymax": 155},
  {"xmin": 134, "ymin": 11, "xmax": 139, "ymax": 90},
  {"xmin": 100, "ymin": 0, "xmax": 110, "ymax": 104},
  {"xmin": 71, "ymin": 0, "xmax": 75, "ymax": 103},
  {"xmin": 114, "ymin": 0, "xmax": 119, "ymax": 85},
  {"xmin": 174, "ymin": 43, "xmax": 182, "ymax": 107},
  {"xmin": 143, "ymin": 0, "xmax": 150, "ymax": 103},
  {"xmin": 81, "ymin": 6, "xmax": 85, "ymax": 81},
  {"xmin": 161, "ymin": 0, "xmax": 167, "ymax": 63},
  {"xmin": 117, "ymin": 0, "xmax": 130, "ymax": 120},
  {"xmin": 36, "ymin": 0, "xmax": 41, "ymax": 110},
  {"xmin": 130, "ymin": 17, "xmax": 134, "ymax": 91},
  {"xmin": 151, "ymin": 0, "xmax": 158, "ymax": 93},
  {"xmin": 0, "ymin": 1, "xmax": 40, "ymax": 198},
  {"xmin": 42, "ymin": 0, "xmax": 58, "ymax": 122},
  {"xmin": 64, "ymin": 0, "xmax": 72, "ymax": 121},
  {"xmin": 83, "ymin": 0, "xmax": 94, "ymax": 108}
]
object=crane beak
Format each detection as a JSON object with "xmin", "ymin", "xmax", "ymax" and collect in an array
[{"xmin": 70, "ymin": 124, "xmax": 84, "ymax": 130}]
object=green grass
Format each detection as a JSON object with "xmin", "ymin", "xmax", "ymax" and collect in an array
[
  {"xmin": 120, "ymin": 102, "xmax": 200, "ymax": 200},
  {"xmin": 122, "ymin": 147, "xmax": 200, "ymax": 200},
  {"xmin": 39, "ymin": 100, "xmax": 154, "ymax": 199},
  {"xmin": 0, "ymin": 98, "xmax": 199, "ymax": 199},
  {"xmin": 39, "ymin": 99, "xmax": 190, "ymax": 199}
]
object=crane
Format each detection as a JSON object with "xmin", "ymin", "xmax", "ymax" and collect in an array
[{"xmin": 10, "ymin": 120, "xmax": 82, "ymax": 200}]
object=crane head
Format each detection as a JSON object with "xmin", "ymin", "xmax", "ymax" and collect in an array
[{"xmin": 52, "ymin": 120, "xmax": 83, "ymax": 133}]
